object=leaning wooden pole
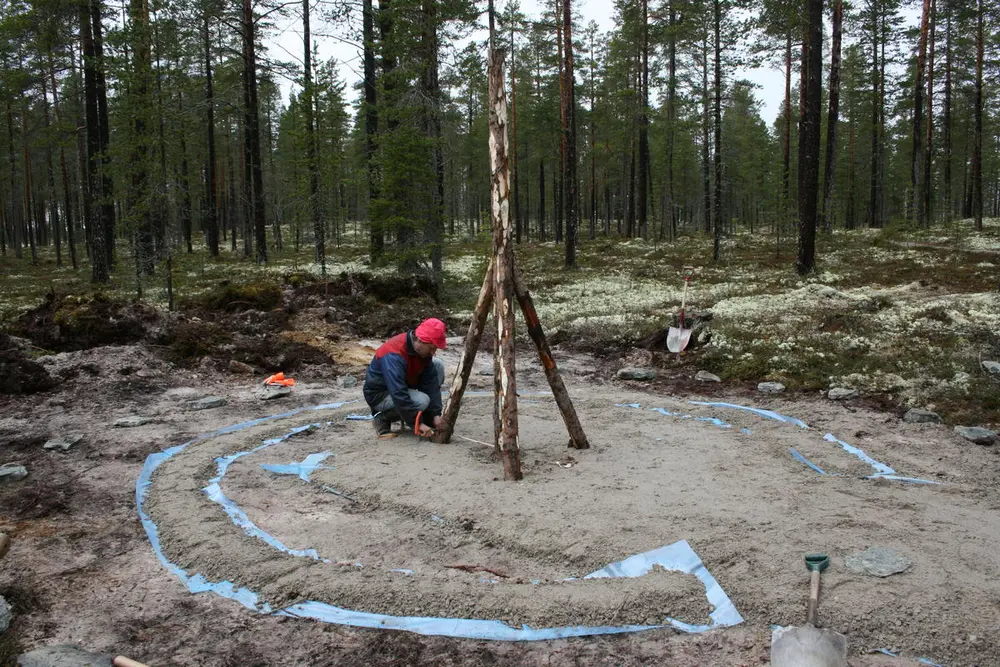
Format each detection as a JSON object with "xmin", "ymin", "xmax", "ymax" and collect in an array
[
  {"xmin": 434, "ymin": 259, "xmax": 494, "ymax": 444},
  {"xmin": 511, "ymin": 264, "xmax": 590, "ymax": 449},
  {"xmin": 487, "ymin": 46, "xmax": 521, "ymax": 481}
]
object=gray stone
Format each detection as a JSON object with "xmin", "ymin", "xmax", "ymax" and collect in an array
[
  {"xmin": 0, "ymin": 464, "xmax": 28, "ymax": 484},
  {"xmin": 0, "ymin": 594, "xmax": 10, "ymax": 633},
  {"xmin": 188, "ymin": 396, "xmax": 227, "ymax": 410},
  {"xmin": 338, "ymin": 375, "xmax": 358, "ymax": 388},
  {"xmin": 113, "ymin": 416, "xmax": 150, "ymax": 428},
  {"xmin": 954, "ymin": 426, "xmax": 997, "ymax": 445},
  {"xmin": 42, "ymin": 434, "xmax": 83, "ymax": 451},
  {"xmin": 695, "ymin": 370, "xmax": 721, "ymax": 383},
  {"xmin": 845, "ymin": 547, "xmax": 912, "ymax": 577},
  {"xmin": 827, "ymin": 387, "xmax": 859, "ymax": 400},
  {"xmin": 616, "ymin": 367, "xmax": 657, "ymax": 381},
  {"xmin": 757, "ymin": 381, "xmax": 786, "ymax": 394},
  {"xmin": 903, "ymin": 408, "xmax": 941, "ymax": 424},
  {"xmin": 982, "ymin": 360, "xmax": 1000, "ymax": 375},
  {"xmin": 257, "ymin": 385, "xmax": 292, "ymax": 401},
  {"xmin": 17, "ymin": 645, "xmax": 112, "ymax": 667},
  {"xmin": 228, "ymin": 359, "xmax": 254, "ymax": 375},
  {"xmin": 476, "ymin": 368, "xmax": 493, "ymax": 376}
]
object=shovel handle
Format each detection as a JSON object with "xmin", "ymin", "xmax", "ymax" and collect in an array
[{"xmin": 806, "ymin": 568, "xmax": 821, "ymax": 626}]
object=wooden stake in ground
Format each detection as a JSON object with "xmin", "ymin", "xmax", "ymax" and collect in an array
[
  {"xmin": 487, "ymin": 46, "xmax": 521, "ymax": 481},
  {"xmin": 432, "ymin": 28, "xmax": 589, "ymax": 475}
]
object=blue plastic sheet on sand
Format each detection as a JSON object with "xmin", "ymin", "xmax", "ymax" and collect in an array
[
  {"xmin": 275, "ymin": 539, "xmax": 743, "ymax": 639},
  {"xmin": 876, "ymin": 648, "xmax": 944, "ymax": 666},
  {"xmin": 204, "ymin": 423, "xmax": 329, "ymax": 561},
  {"xmin": 137, "ymin": 401, "xmax": 744, "ymax": 640},
  {"xmin": 688, "ymin": 401, "xmax": 810, "ymax": 429},
  {"xmin": 822, "ymin": 434, "xmax": 940, "ymax": 485},
  {"xmin": 261, "ymin": 452, "xmax": 334, "ymax": 482},
  {"xmin": 135, "ymin": 401, "xmax": 353, "ymax": 613},
  {"xmin": 788, "ymin": 447, "xmax": 830, "ymax": 475}
]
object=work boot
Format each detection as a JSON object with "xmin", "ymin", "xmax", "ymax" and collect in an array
[{"xmin": 373, "ymin": 412, "xmax": 397, "ymax": 439}]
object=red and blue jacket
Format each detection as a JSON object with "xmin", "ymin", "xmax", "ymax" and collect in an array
[{"xmin": 364, "ymin": 331, "xmax": 441, "ymax": 426}]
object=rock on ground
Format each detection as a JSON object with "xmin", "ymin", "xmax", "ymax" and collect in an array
[
  {"xmin": 757, "ymin": 382, "xmax": 786, "ymax": 394},
  {"xmin": 0, "ymin": 593, "xmax": 11, "ymax": 633},
  {"xmin": 0, "ymin": 464, "xmax": 28, "ymax": 484},
  {"xmin": 113, "ymin": 416, "xmax": 151, "ymax": 428},
  {"xmin": 903, "ymin": 408, "xmax": 941, "ymax": 424},
  {"xmin": 981, "ymin": 360, "xmax": 1000, "ymax": 374},
  {"xmin": 616, "ymin": 368, "xmax": 657, "ymax": 381},
  {"xmin": 827, "ymin": 387, "xmax": 859, "ymax": 400},
  {"xmin": 695, "ymin": 370, "xmax": 721, "ymax": 383},
  {"xmin": 187, "ymin": 396, "xmax": 227, "ymax": 410},
  {"xmin": 16, "ymin": 645, "xmax": 112, "ymax": 667},
  {"xmin": 845, "ymin": 547, "xmax": 912, "ymax": 577},
  {"xmin": 257, "ymin": 386, "xmax": 292, "ymax": 400},
  {"xmin": 43, "ymin": 435, "xmax": 83, "ymax": 451},
  {"xmin": 954, "ymin": 426, "xmax": 997, "ymax": 445}
]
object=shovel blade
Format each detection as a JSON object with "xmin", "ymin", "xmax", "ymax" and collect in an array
[
  {"xmin": 771, "ymin": 625, "xmax": 848, "ymax": 667},
  {"xmin": 666, "ymin": 326, "xmax": 693, "ymax": 353}
]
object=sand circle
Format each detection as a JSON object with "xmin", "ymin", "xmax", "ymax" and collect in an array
[{"xmin": 140, "ymin": 393, "xmax": 945, "ymax": 638}]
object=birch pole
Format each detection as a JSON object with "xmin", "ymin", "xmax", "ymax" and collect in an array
[
  {"xmin": 488, "ymin": 46, "xmax": 521, "ymax": 481},
  {"xmin": 434, "ymin": 260, "xmax": 493, "ymax": 445}
]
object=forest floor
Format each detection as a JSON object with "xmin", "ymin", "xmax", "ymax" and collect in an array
[{"xmin": 1, "ymin": 219, "xmax": 999, "ymax": 666}]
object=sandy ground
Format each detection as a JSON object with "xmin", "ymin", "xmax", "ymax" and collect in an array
[{"xmin": 2, "ymin": 340, "xmax": 999, "ymax": 666}]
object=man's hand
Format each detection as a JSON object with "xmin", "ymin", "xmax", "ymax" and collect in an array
[{"xmin": 418, "ymin": 423, "xmax": 435, "ymax": 437}]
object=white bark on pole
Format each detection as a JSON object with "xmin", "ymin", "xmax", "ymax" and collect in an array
[{"xmin": 488, "ymin": 46, "xmax": 521, "ymax": 481}]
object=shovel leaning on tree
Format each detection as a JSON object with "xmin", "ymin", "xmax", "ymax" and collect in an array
[
  {"xmin": 771, "ymin": 553, "xmax": 848, "ymax": 667},
  {"xmin": 666, "ymin": 270, "xmax": 693, "ymax": 353}
]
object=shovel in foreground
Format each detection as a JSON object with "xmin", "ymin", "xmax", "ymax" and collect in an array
[
  {"xmin": 771, "ymin": 553, "xmax": 848, "ymax": 667},
  {"xmin": 666, "ymin": 272, "xmax": 693, "ymax": 353}
]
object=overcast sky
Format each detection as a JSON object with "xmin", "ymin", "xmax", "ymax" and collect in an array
[{"xmin": 267, "ymin": 0, "xmax": 918, "ymax": 127}]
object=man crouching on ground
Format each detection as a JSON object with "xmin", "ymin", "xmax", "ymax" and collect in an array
[{"xmin": 364, "ymin": 318, "xmax": 447, "ymax": 439}]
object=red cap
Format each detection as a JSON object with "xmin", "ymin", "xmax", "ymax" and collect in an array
[{"xmin": 415, "ymin": 318, "xmax": 447, "ymax": 349}]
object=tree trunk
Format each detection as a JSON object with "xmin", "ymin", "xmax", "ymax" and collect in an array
[
  {"xmin": 712, "ymin": 0, "xmax": 722, "ymax": 261},
  {"xmin": 972, "ymin": 0, "xmax": 983, "ymax": 230},
  {"xmin": 943, "ymin": 1, "xmax": 952, "ymax": 221},
  {"xmin": 242, "ymin": 0, "xmax": 267, "ymax": 263},
  {"xmin": 22, "ymin": 111, "xmax": 38, "ymax": 265},
  {"xmin": 40, "ymin": 72, "xmax": 62, "ymax": 267},
  {"xmin": 867, "ymin": 6, "xmax": 882, "ymax": 228},
  {"xmin": 81, "ymin": 0, "xmax": 109, "ymax": 281},
  {"xmin": 91, "ymin": 0, "xmax": 115, "ymax": 268},
  {"xmin": 782, "ymin": 32, "xmax": 791, "ymax": 241},
  {"xmin": 511, "ymin": 18, "xmax": 520, "ymax": 244},
  {"xmin": 701, "ymin": 33, "xmax": 711, "ymax": 235},
  {"xmin": 421, "ymin": 0, "xmax": 444, "ymax": 277},
  {"xmin": 911, "ymin": 0, "xmax": 932, "ymax": 226},
  {"xmin": 820, "ymin": 0, "xmax": 843, "ymax": 234},
  {"xmin": 130, "ymin": 0, "xmax": 154, "ymax": 276},
  {"xmin": 363, "ymin": 0, "xmax": 381, "ymax": 260},
  {"xmin": 203, "ymin": 8, "xmax": 219, "ymax": 256},
  {"xmin": 486, "ymin": 44, "xmax": 521, "ymax": 481},
  {"xmin": 637, "ymin": 0, "xmax": 649, "ymax": 241},
  {"xmin": 797, "ymin": 0, "xmax": 822, "ymax": 274},
  {"xmin": 923, "ymin": 0, "xmax": 936, "ymax": 225},
  {"xmin": 665, "ymin": 2, "xmax": 677, "ymax": 241},
  {"xmin": 49, "ymin": 62, "xmax": 77, "ymax": 269},
  {"xmin": 538, "ymin": 158, "xmax": 546, "ymax": 240},
  {"xmin": 562, "ymin": 0, "xmax": 577, "ymax": 267},
  {"xmin": 303, "ymin": 0, "xmax": 324, "ymax": 274}
]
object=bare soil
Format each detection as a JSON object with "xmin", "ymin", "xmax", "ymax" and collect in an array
[{"xmin": 2, "ymin": 337, "xmax": 998, "ymax": 667}]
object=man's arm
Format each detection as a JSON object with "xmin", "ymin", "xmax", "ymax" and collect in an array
[{"xmin": 417, "ymin": 362, "xmax": 443, "ymax": 421}]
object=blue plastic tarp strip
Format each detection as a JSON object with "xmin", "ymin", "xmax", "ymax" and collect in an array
[
  {"xmin": 261, "ymin": 451, "xmax": 334, "ymax": 482},
  {"xmin": 688, "ymin": 401, "xmax": 810, "ymax": 429},
  {"xmin": 788, "ymin": 447, "xmax": 829, "ymax": 475},
  {"xmin": 823, "ymin": 434, "xmax": 940, "ymax": 485}
]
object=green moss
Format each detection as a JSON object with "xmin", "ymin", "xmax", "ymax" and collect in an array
[{"xmin": 179, "ymin": 281, "xmax": 283, "ymax": 312}]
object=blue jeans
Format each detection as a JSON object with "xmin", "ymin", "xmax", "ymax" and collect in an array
[{"xmin": 371, "ymin": 358, "xmax": 446, "ymax": 420}]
